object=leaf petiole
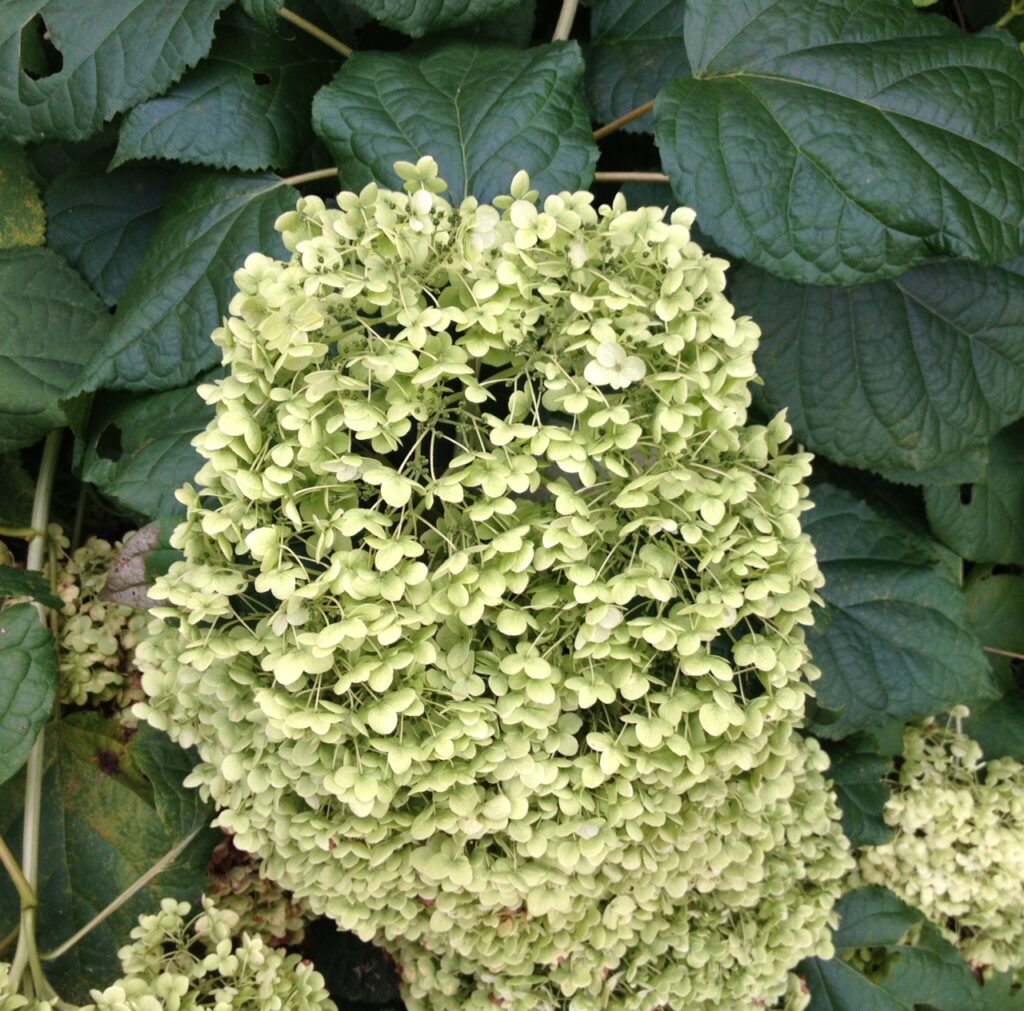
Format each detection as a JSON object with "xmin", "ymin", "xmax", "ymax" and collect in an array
[
  {"xmin": 41, "ymin": 826, "xmax": 203, "ymax": 962},
  {"xmin": 277, "ymin": 7, "xmax": 352, "ymax": 57},
  {"xmin": 8, "ymin": 430, "xmax": 61, "ymax": 997}
]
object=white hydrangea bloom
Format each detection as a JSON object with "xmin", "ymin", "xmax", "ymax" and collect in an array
[
  {"xmin": 858, "ymin": 714, "xmax": 1024, "ymax": 974},
  {"xmin": 136, "ymin": 159, "xmax": 851, "ymax": 1010}
]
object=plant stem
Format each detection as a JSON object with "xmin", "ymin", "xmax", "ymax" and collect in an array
[
  {"xmin": 41, "ymin": 826, "xmax": 203, "ymax": 962},
  {"xmin": 593, "ymin": 100, "xmax": 656, "ymax": 140},
  {"xmin": 984, "ymin": 645, "xmax": 1024, "ymax": 660},
  {"xmin": 9, "ymin": 430, "xmax": 61, "ymax": 993},
  {"xmin": 552, "ymin": 0, "xmax": 580, "ymax": 41},
  {"xmin": 0, "ymin": 526, "xmax": 40, "ymax": 540},
  {"xmin": 0, "ymin": 925, "xmax": 17, "ymax": 956},
  {"xmin": 281, "ymin": 167, "xmax": 340, "ymax": 187},
  {"xmin": 0, "ymin": 837, "xmax": 35, "ymax": 911},
  {"xmin": 594, "ymin": 171, "xmax": 670, "ymax": 183},
  {"xmin": 995, "ymin": 1, "xmax": 1024, "ymax": 27},
  {"xmin": 278, "ymin": 7, "xmax": 352, "ymax": 56}
]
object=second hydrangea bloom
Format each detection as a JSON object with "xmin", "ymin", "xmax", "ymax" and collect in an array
[{"xmin": 137, "ymin": 158, "xmax": 851, "ymax": 1009}]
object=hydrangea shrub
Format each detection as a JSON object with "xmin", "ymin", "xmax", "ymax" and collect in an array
[
  {"xmin": 857, "ymin": 713, "xmax": 1024, "ymax": 974},
  {"xmin": 136, "ymin": 159, "xmax": 852, "ymax": 1009}
]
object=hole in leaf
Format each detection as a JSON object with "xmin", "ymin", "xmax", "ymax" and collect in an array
[
  {"xmin": 95, "ymin": 424, "xmax": 124, "ymax": 463},
  {"xmin": 958, "ymin": 483, "xmax": 973, "ymax": 505},
  {"xmin": 20, "ymin": 15, "xmax": 63, "ymax": 80},
  {"xmin": 252, "ymin": 71, "xmax": 272, "ymax": 86}
]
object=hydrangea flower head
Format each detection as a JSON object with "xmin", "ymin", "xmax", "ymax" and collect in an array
[{"xmin": 136, "ymin": 159, "xmax": 851, "ymax": 1009}]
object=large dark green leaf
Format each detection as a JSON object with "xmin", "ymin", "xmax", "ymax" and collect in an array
[
  {"xmin": 0, "ymin": 715, "xmax": 216, "ymax": 1002},
  {"xmin": 0, "ymin": 566, "xmax": 61, "ymax": 610},
  {"xmin": 804, "ymin": 957, "xmax": 906, "ymax": 1011},
  {"xmin": 79, "ymin": 383, "xmax": 212, "ymax": 520},
  {"xmin": 74, "ymin": 172, "xmax": 298, "ymax": 394},
  {"xmin": 0, "ymin": 141, "xmax": 45, "ymax": 247},
  {"xmin": 113, "ymin": 8, "xmax": 338, "ymax": 172},
  {"xmin": 736, "ymin": 259, "xmax": 1024, "ymax": 478},
  {"xmin": 586, "ymin": 0, "xmax": 686, "ymax": 131},
  {"xmin": 0, "ymin": 0, "xmax": 232, "ymax": 142},
  {"xmin": 807, "ymin": 896, "xmax": 1014, "ymax": 1011},
  {"xmin": 313, "ymin": 41, "xmax": 598, "ymax": 202},
  {"xmin": 804, "ymin": 483, "xmax": 994, "ymax": 739},
  {"xmin": 962, "ymin": 572, "xmax": 1024, "ymax": 761},
  {"xmin": 0, "ymin": 247, "xmax": 110, "ymax": 451},
  {"xmin": 831, "ymin": 888, "xmax": 921, "ymax": 952},
  {"xmin": 46, "ymin": 157, "xmax": 173, "ymax": 306},
  {"xmin": 925, "ymin": 421, "xmax": 1024, "ymax": 565},
  {"xmin": 827, "ymin": 749, "xmax": 892, "ymax": 847},
  {"xmin": 0, "ymin": 603, "xmax": 57, "ymax": 784},
  {"xmin": 653, "ymin": 0, "xmax": 1024, "ymax": 285},
  {"xmin": 347, "ymin": 0, "xmax": 520, "ymax": 36}
]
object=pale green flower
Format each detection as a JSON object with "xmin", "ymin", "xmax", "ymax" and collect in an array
[{"xmin": 135, "ymin": 159, "xmax": 850, "ymax": 1011}]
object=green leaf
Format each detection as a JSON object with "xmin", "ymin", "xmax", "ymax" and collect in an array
[
  {"xmin": 804, "ymin": 956, "xmax": 907, "ymax": 1011},
  {"xmin": 45, "ymin": 156, "xmax": 173, "ymax": 306},
  {"xmin": 0, "ymin": 713, "xmax": 216, "ymax": 1002},
  {"xmin": 827, "ymin": 750, "xmax": 893, "ymax": 847},
  {"xmin": 0, "ymin": 0, "xmax": 233, "ymax": 142},
  {"xmin": 114, "ymin": 8, "xmax": 338, "ymax": 173},
  {"xmin": 804, "ymin": 483, "xmax": 995, "ymax": 739},
  {"xmin": 0, "ymin": 452, "xmax": 34, "ymax": 527},
  {"xmin": 74, "ymin": 172, "xmax": 298, "ymax": 395},
  {"xmin": 586, "ymin": 0, "xmax": 687, "ymax": 132},
  {"xmin": 653, "ymin": 0, "xmax": 1024, "ymax": 285},
  {"xmin": 0, "ymin": 247, "xmax": 110, "ymax": 452},
  {"xmin": 239, "ymin": 0, "xmax": 286, "ymax": 32},
  {"xmin": 79, "ymin": 382, "xmax": 212, "ymax": 520},
  {"xmin": 0, "ymin": 603, "xmax": 57, "ymax": 784},
  {"xmin": 879, "ymin": 925, "xmax": 997, "ymax": 1011},
  {"xmin": 831, "ymin": 888, "xmax": 922, "ymax": 951},
  {"xmin": 0, "ymin": 565, "xmax": 61, "ymax": 609},
  {"xmin": 962, "ymin": 572, "xmax": 1024, "ymax": 761},
  {"xmin": 456, "ymin": 0, "xmax": 535, "ymax": 45},
  {"xmin": 312, "ymin": 41, "xmax": 599, "ymax": 202},
  {"xmin": 925, "ymin": 421, "xmax": 1024, "ymax": 565},
  {"xmin": 736, "ymin": 259, "xmax": 1024, "ymax": 478},
  {"xmin": 347, "ymin": 0, "xmax": 520, "ymax": 37},
  {"xmin": 0, "ymin": 141, "xmax": 45, "ymax": 247}
]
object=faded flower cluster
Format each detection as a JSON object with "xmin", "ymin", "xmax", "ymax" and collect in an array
[
  {"xmin": 858, "ymin": 714, "xmax": 1024, "ymax": 974},
  {"xmin": 75, "ymin": 897, "xmax": 334, "ymax": 1011},
  {"xmin": 137, "ymin": 158, "xmax": 851, "ymax": 1009},
  {"xmin": 44, "ymin": 528, "xmax": 145, "ymax": 709},
  {"xmin": 207, "ymin": 835, "xmax": 312, "ymax": 947}
]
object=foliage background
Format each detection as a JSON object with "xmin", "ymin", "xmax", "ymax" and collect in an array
[{"xmin": 0, "ymin": 0, "xmax": 1023, "ymax": 1007}]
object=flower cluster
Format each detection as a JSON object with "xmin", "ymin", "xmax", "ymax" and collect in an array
[
  {"xmin": 207, "ymin": 835, "xmax": 311, "ymax": 947},
  {"xmin": 136, "ymin": 159, "xmax": 851, "ymax": 1009},
  {"xmin": 78, "ymin": 897, "xmax": 335, "ymax": 1011},
  {"xmin": 50, "ymin": 528, "xmax": 145, "ymax": 710},
  {"xmin": 857, "ymin": 713, "xmax": 1024, "ymax": 974}
]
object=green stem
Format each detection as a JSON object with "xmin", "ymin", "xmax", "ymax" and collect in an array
[
  {"xmin": 593, "ymin": 100, "xmax": 656, "ymax": 140},
  {"xmin": 552, "ymin": 0, "xmax": 580, "ymax": 41},
  {"xmin": 0, "ymin": 526, "xmax": 41, "ymax": 540},
  {"xmin": 995, "ymin": 1, "xmax": 1023, "ymax": 27},
  {"xmin": 277, "ymin": 7, "xmax": 352, "ymax": 56},
  {"xmin": 0, "ymin": 837, "xmax": 35, "ymax": 910},
  {"xmin": 41, "ymin": 826, "xmax": 203, "ymax": 962},
  {"xmin": 9, "ymin": 430, "xmax": 62, "ymax": 994},
  {"xmin": 985, "ymin": 645, "xmax": 1024, "ymax": 661},
  {"xmin": 280, "ymin": 167, "xmax": 339, "ymax": 187},
  {"xmin": 0, "ymin": 924, "xmax": 17, "ymax": 957},
  {"xmin": 594, "ymin": 171, "xmax": 669, "ymax": 183}
]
